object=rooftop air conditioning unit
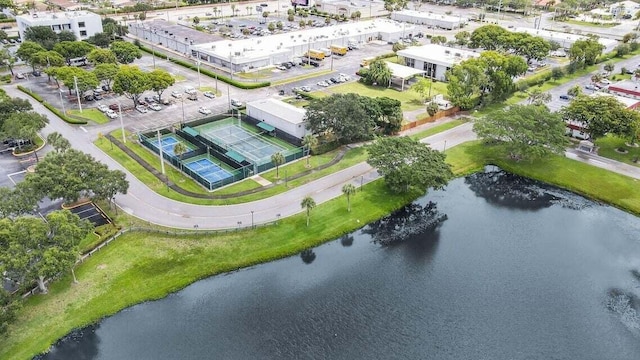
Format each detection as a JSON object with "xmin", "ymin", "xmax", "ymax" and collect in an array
[
  {"xmin": 455, "ymin": 53, "xmax": 461, "ymax": 57},
  {"xmin": 235, "ymin": 51, "xmax": 241, "ymax": 56},
  {"xmin": 444, "ymin": 50, "xmax": 450, "ymax": 54}
]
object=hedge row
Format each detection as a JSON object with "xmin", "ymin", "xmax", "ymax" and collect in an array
[
  {"xmin": 17, "ymin": 85, "xmax": 88, "ymax": 125},
  {"xmin": 137, "ymin": 45, "xmax": 271, "ymax": 90}
]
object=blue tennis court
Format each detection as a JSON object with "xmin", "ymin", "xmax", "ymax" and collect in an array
[
  {"xmin": 184, "ymin": 158, "xmax": 233, "ymax": 183},
  {"xmin": 150, "ymin": 135, "xmax": 190, "ymax": 157}
]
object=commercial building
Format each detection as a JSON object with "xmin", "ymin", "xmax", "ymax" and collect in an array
[
  {"xmin": 314, "ymin": 0, "xmax": 387, "ymax": 19},
  {"xmin": 16, "ymin": 11, "xmax": 102, "ymax": 41},
  {"xmin": 189, "ymin": 19, "xmax": 413, "ymax": 73},
  {"xmin": 396, "ymin": 44, "xmax": 479, "ymax": 81},
  {"xmin": 246, "ymin": 99, "xmax": 308, "ymax": 139},
  {"xmin": 566, "ymin": 90, "xmax": 640, "ymax": 139},
  {"xmin": 591, "ymin": 92, "xmax": 640, "ymax": 109},
  {"xmin": 391, "ymin": 10, "xmax": 467, "ymax": 30},
  {"xmin": 608, "ymin": 80, "xmax": 640, "ymax": 100},
  {"xmin": 513, "ymin": 27, "xmax": 618, "ymax": 52}
]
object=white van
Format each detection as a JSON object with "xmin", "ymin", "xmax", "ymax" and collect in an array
[{"xmin": 184, "ymin": 86, "xmax": 196, "ymax": 95}]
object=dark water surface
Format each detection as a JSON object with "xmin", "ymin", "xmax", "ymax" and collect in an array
[{"xmin": 40, "ymin": 168, "xmax": 640, "ymax": 360}]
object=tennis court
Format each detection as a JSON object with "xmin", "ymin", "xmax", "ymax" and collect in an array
[
  {"xmin": 149, "ymin": 135, "xmax": 193, "ymax": 157},
  {"xmin": 184, "ymin": 157, "xmax": 233, "ymax": 183},
  {"xmin": 195, "ymin": 121, "xmax": 286, "ymax": 163}
]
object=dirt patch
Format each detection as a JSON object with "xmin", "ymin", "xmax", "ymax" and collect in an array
[{"xmin": 96, "ymin": 264, "xmax": 107, "ymax": 270}]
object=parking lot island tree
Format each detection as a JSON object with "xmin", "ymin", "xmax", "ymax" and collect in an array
[
  {"xmin": 568, "ymin": 36, "xmax": 604, "ymax": 68},
  {"xmin": 367, "ymin": 136, "xmax": 453, "ymax": 194},
  {"xmin": 1, "ymin": 111, "xmax": 48, "ymax": 154},
  {"xmin": 0, "ymin": 48, "xmax": 16, "ymax": 76},
  {"xmin": 24, "ymin": 26, "xmax": 60, "ymax": 50},
  {"xmin": 52, "ymin": 41, "xmax": 95, "ymax": 63},
  {"xmin": 16, "ymin": 41, "xmax": 45, "ymax": 72},
  {"xmin": 148, "ymin": 68, "xmax": 175, "ymax": 103},
  {"xmin": 55, "ymin": 67, "xmax": 99, "ymax": 97},
  {"xmin": 88, "ymin": 48, "xmax": 118, "ymax": 65},
  {"xmin": 0, "ymin": 210, "xmax": 91, "ymax": 294},
  {"xmin": 94, "ymin": 63, "xmax": 119, "ymax": 90},
  {"xmin": 30, "ymin": 50, "xmax": 65, "ymax": 75},
  {"xmin": 113, "ymin": 65, "xmax": 151, "ymax": 107},
  {"xmin": 474, "ymin": 104, "xmax": 569, "ymax": 161},
  {"xmin": 46, "ymin": 132, "xmax": 71, "ymax": 153},
  {"xmin": 110, "ymin": 40, "xmax": 142, "ymax": 64}
]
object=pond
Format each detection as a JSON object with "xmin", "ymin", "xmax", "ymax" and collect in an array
[{"xmin": 39, "ymin": 167, "xmax": 640, "ymax": 359}]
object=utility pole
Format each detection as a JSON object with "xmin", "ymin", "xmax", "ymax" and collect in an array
[
  {"xmin": 59, "ymin": 89, "xmax": 65, "ymax": 115},
  {"xmin": 118, "ymin": 102, "xmax": 126, "ymax": 143},
  {"xmin": 74, "ymin": 76, "xmax": 82, "ymax": 113},
  {"xmin": 196, "ymin": 59, "xmax": 201, "ymax": 88},
  {"xmin": 157, "ymin": 129, "xmax": 165, "ymax": 175}
]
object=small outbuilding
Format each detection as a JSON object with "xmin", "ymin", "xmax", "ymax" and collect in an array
[
  {"xmin": 385, "ymin": 61, "xmax": 426, "ymax": 91},
  {"xmin": 246, "ymin": 99, "xmax": 308, "ymax": 139}
]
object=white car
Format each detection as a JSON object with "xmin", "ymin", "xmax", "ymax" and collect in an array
[
  {"xmin": 339, "ymin": 73, "xmax": 351, "ymax": 81},
  {"xmin": 148, "ymin": 103, "xmax": 162, "ymax": 111},
  {"xmin": 171, "ymin": 90, "xmax": 183, "ymax": 98},
  {"xmin": 15, "ymin": 73, "xmax": 25, "ymax": 79},
  {"xmin": 300, "ymin": 86, "xmax": 311, "ymax": 92},
  {"xmin": 203, "ymin": 91, "xmax": 216, "ymax": 99},
  {"xmin": 198, "ymin": 106, "xmax": 212, "ymax": 115},
  {"xmin": 184, "ymin": 87, "xmax": 197, "ymax": 95},
  {"xmin": 97, "ymin": 104, "xmax": 109, "ymax": 113},
  {"xmin": 231, "ymin": 99, "xmax": 243, "ymax": 107},
  {"xmin": 317, "ymin": 81, "xmax": 329, "ymax": 87},
  {"xmin": 105, "ymin": 109, "xmax": 118, "ymax": 119},
  {"xmin": 600, "ymin": 79, "xmax": 611, "ymax": 85},
  {"xmin": 136, "ymin": 105, "xmax": 148, "ymax": 113}
]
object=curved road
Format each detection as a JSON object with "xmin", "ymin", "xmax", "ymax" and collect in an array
[{"xmin": 4, "ymin": 86, "xmax": 476, "ymax": 230}]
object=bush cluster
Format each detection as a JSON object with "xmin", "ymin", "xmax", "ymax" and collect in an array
[{"xmin": 17, "ymin": 85, "xmax": 87, "ymax": 125}]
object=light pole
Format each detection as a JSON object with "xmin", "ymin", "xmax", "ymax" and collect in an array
[
  {"xmin": 118, "ymin": 101, "xmax": 126, "ymax": 143},
  {"xmin": 58, "ymin": 89, "xmax": 65, "ymax": 114},
  {"xmin": 73, "ymin": 76, "xmax": 82, "ymax": 113},
  {"xmin": 151, "ymin": 42, "xmax": 156, "ymax": 69},
  {"xmin": 180, "ymin": 98, "xmax": 185, "ymax": 127},
  {"xmin": 251, "ymin": 210, "xmax": 254, "ymax": 229},
  {"xmin": 196, "ymin": 59, "xmax": 201, "ymax": 88},
  {"xmin": 156, "ymin": 129, "xmax": 166, "ymax": 175}
]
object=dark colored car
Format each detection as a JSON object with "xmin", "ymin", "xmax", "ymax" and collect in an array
[
  {"xmin": 559, "ymin": 95, "xmax": 571, "ymax": 100},
  {"xmin": 109, "ymin": 103, "xmax": 119, "ymax": 111},
  {"xmin": 84, "ymin": 95, "xmax": 94, "ymax": 101},
  {"xmin": 31, "ymin": 70, "xmax": 41, "ymax": 77},
  {"xmin": 93, "ymin": 93, "xmax": 103, "ymax": 100},
  {"xmin": 102, "ymin": 85, "xmax": 111, "ymax": 92}
]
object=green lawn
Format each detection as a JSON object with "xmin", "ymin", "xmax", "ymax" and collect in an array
[
  {"xmin": 408, "ymin": 118, "xmax": 468, "ymax": 141},
  {"xmin": 321, "ymin": 81, "xmax": 448, "ymax": 111},
  {"xmin": 595, "ymin": 135, "xmax": 640, "ymax": 166},
  {"xmin": 271, "ymin": 69, "xmax": 334, "ymax": 86},
  {"xmin": 235, "ymin": 69, "xmax": 273, "ymax": 80},
  {"xmin": 564, "ymin": 19, "xmax": 619, "ymax": 28},
  {"xmin": 68, "ymin": 108, "xmax": 109, "ymax": 125},
  {"xmin": 0, "ymin": 179, "xmax": 421, "ymax": 360}
]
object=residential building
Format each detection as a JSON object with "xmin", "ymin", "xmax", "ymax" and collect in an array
[
  {"xmin": 396, "ymin": 44, "xmax": 479, "ymax": 81},
  {"xmin": 16, "ymin": 11, "xmax": 103, "ymax": 41}
]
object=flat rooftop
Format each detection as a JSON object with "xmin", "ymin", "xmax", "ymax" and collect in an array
[
  {"xmin": 16, "ymin": 10, "xmax": 99, "ymax": 20},
  {"xmin": 392, "ymin": 9, "xmax": 467, "ymax": 22},
  {"xmin": 591, "ymin": 92, "xmax": 640, "ymax": 109},
  {"xmin": 192, "ymin": 19, "xmax": 412, "ymax": 61},
  {"xmin": 130, "ymin": 20, "xmax": 224, "ymax": 46},
  {"xmin": 247, "ymin": 98, "xmax": 306, "ymax": 124},
  {"xmin": 396, "ymin": 44, "xmax": 479, "ymax": 64},
  {"xmin": 514, "ymin": 27, "xmax": 618, "ymax": 49}
]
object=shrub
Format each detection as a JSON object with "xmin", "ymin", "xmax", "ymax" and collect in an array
[
  {"xmin": 551, "ymin": 67, "xmax": 564, "ymax": 80},
  {"xmin": 17, "ymin": 85, "xmax": 43, "ymax": 102}
]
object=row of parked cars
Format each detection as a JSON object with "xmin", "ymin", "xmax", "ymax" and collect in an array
[{"xmin": 317, "ymin": 73, "xmax": 352, "ymax": 88}]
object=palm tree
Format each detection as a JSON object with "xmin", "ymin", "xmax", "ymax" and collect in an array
[
  {"xmin": 634, "ymin": 68, "xmax": 640, "ymax": 79},
  {"xmin": 231, "ymin": 4, "xmax": 236, "ymax": 17},
  {"xmin": 342, "ymin": 183, "xmax": 356, "ymax": 212},
  {"xmin": 271, "ymin": 152, "xmax": 285, "ymax": 178},
  {"xmin": 47, "ymin": 132, "xmax": 70, "ymax": 153},
  {"xmin": 301, "ymin": 196, "xmax": 316, "ymax": 227},
  {"xmin": 591, "ymin": 73, "xmax": 603, "ymax": 84},
  {"xmin": 301, "ymin": 134, "xmax": 317, "ymax": 167},
  {"xmin": 262, "ymin": 11, "xmax": 270, "ymax": 24}
]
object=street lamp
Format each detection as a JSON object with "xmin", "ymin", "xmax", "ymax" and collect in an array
[
  {"xmin": 117, "ymin": 101, "xmax": 126, "ymax": 143},
  {"xmin": 73, "ymin": 76, "xmax": 82, "ymax": 113},
  {"xmin": 58, "ymin": 89, "xmax": 65, "ymax": 115},
  {"xmin": 196, "ymin": 59, "xmax": 201, "ymax": 88},
  {"xmin": 251, "ymin": 210, "xmax": 254, "ymax": 229},
  {"xmin": 180, "ymin": 97, "xmax": 185, "ymax": 127}
]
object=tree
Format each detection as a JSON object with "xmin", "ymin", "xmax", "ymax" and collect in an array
[
  {"xmin": 516, "ymin": 36, "xmax": 551, "ymax": 62},
  {"xmin": 411, "ymin": 77, "xmax": 433, "ymax": 102},
  {"xmin": 0, "ymin": 210, "xmax": 91, "ymax": 293},
  {"xmin": 24, "ymin": 26, "xmax": 58, "ymax": 50},
  {"xmin": 46, "ymin": 132, "xmax": 70, "ymax": 153},
  {"xmin": 299, "ymin": 20, "xmax": 306, "ymax": 28},
  {"xmin": 367, "ymin": 136, "xmax": 453, "ymax": 194},
  {"xmin": 551, "ymin": 67, "xmax": 564, "ymax": 80},
  {"xmin": 445, "ymin": 60, "xmax": 485, "ymax": 110},
  {"xmin": 0, "ymin": 183, "xmax": 40, "ymax": 218},
  {"xmin": 85, "ymin": 32, "xmax": 112, "ymax": 48},
  {"xmin": 262, "ymin": 11, "xmax": 269, "ymax": 23},
  {"xmin": 87, "ymin": 48, "xmax": 118, "ymax": 65},
  {"xmin": 590, "ymin": 73, "xmax": 603, "ymax": 84},
  {"xmin": 16, "ymin": 41, "xmax": 45, "ymax": 70},
  {"xmin": 0, "ymin": 48, "xmax": 17, "ymax": 76},
  {"xmin": 288, "ymin": 14, "xmax": 295, "ymax": 22},
  {"xmin": 374, "ymin": 97, "xmax": 403, "ymax": 135},
  {"xmin": 430, "ymin": 35, "xmax": 447, "ymax": 45},
  {"xmin": 0, "ymin": 98, "xmax": 32, "ymax": 127},
  {"xmin": 271, "ymin": 152, "xmax": 285, "ymax": 178},
  {"xmin": 562, "ymin": 95, "xmax": 639, "ymax": 141},
  {"xmin": 568, "ymin": 37, "xmax": 604, "ymax": 67},
  {"xmin": 474, "ymin": 104, "xmax": 569, "ymax": 161},
  {"xmin": 268, "ymin": 22, "xmax": 276, "ymax": 32},
  {"xmin": 363, "ymin": 60, "xmax": 392, "ymax": 87},
  {"xmin": 469, "ymin": 25, "xmax": 510, "ymax": 50},
  {"xmin": 341, "ymin": 183, "xmax": 356, "ymax": 212},
  {"xmin": 113, "ymin": 65, "xmax": 151, "ymax": 107},
  {"xmin": 94, "ymin": 63, "xmax": 119, "ymax": 89},
  {"xmin": 615, "ymin": 43, "xmax": 631, "ymax": 57},
  {"xmin": 30, "ymin": 50, "xmax": 65, "ymax": 73},
  {"xmin": 52, "ymin": 41, "xmax": 94, "ymax": 62},
  {"xmin": 173, "ymin": 142, "xmax": 187, "ymax": 159},
  {"xmin": 193, "ymin": 16, "xmax": 200, "ymax": 25},
  {"xmin": 277, "ymin": 21, "xmax": 283, "ymax": 30},
  {"xmin": 1, "ymin": 112, "xmax": 48, "ymax": 153},
  {"xmin": 392, "ymin": 42, "xmax": 407, "ymax": 52},
  {"xmin": 0, "ymin": 288, "xmax": 19, "ymax": 335},
  {"xmin": 57, "ymin": 30, "xmax": 76, "ymax": 42},
  {"xmin": 426, "ymin": 102, "xmax": 440, "ymax": 117},
  {"xmin": 148, "ymin": 69, "xmax": 174, "ymax": 103},
  {"xmin": 55, "ymin": 67, "xmax": 99, "ymax": 96},
  {"xmin": 300, "ymin": 196, "xmax": 316, "ymax": 227},
  {"xmin": 304, "ymin": 93, "xmax": 376, "ymax": 144},
  {"xmin": 91, "ymin": 164, "xmax": 128, "ymax": 212},
  {"xmin": 454, "ymin": 31, "xmax": 471, "ymax": 46},
  {"xmin": 301, "ymin": 134, "xmax": 317, "ymax": 167},
  {"xmin": 603, "ymin": 62, "xmax": 615, "ymax": 73},
  {"xmin": 567, "ymin": 85, "xmax": 582, "ymax": 98},
  {"xmin": 110, "ymin": 41, "xmax": 142, "ymax": 64},
  {"xmin": 526, "ymin": 87, "xmax": 551, "ymax": 105}
]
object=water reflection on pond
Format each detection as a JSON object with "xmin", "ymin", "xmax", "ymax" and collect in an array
[{"xmin": 39, "ymin": 168, "xmax": 640, "ymax": 360}]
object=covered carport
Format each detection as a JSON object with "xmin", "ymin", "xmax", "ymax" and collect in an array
[{"xmin": 385, "ymin": 62, "xmax": 426, "ymax": 91}]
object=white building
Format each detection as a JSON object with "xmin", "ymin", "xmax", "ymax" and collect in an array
[
  {"xmin": 391, "ymin": 10, "xmax": 467, "ymax": 30},
  {"xmin": 16, "ymin": 11, "xmax": 103, "ymax": 41},
  {"xmin": 396, "ymin": 44, "xmax": 479, "ymax": 81},
  {"xmin": 246, "ymin": 99, "xmax": 308, "ymax": 139},
  {"xmin": 190, "ymin": 19, "xmax": 413, "ymax": 73},
  {"xmin": 608, "ymin": 80, "xmax": 640, "ymax": 100},
  {"xmin": 315, "ymin": 0, "xmax": 387, "ymax": 19},
  {"xmin": 513, "ymin": 27, "xmax": 618, "ymax": 52}
]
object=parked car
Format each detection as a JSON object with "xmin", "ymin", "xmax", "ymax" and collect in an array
[
  {"xmin": 84, "ymin": 95, "xmax": 94, "ymax": 101},
  {"xmin": 109, "ymin": 103, "xmax": 120, "ymax": 111},
  {"xmin": 329, "ymin": 77, "xmax": 339, "ymax": 84},
  {"xmin": 600, "ymin": 79, "xmax": 611, "ymax": 85},
  {"xmin": 105, "ymin": 110, "xmax": 118, "ymax": 119},
  {"xmin": 136, "ymin": 105, "xmax": 148, "ymax": 113},
  {"xmin": 231, "ymin": 99, "xmax": 243, "ymax": 107},
  {"xmin": 559, "ymin": 95, "xmax": 571, "ymax": 100},
  {"xmin": 203, "ymin": 91, "xmax": 216, "ymax": 99},
  {"xmin": 101, "ymin": 85, "xmax": 111, "ymax": 92},
  {"xmin": 339, "ymin": 73, "xmax": 351, "ymax": 81},
  {"xmin": 317, "ymin": 81, "xmax": 330, "ymax": 87},
  {"xmin": 184, "ymin": 86, "xmax": 196, "ymax": 95},
  {"xmin": 187, "ymin": 93, "xmax": 198, "ymax": 101},
  {"xmin": 15, "ymin": 73, "xmax": 24, "ymax": 79},
  {"xmin": 276, "ymin": 65, "xmax": 287, "ymax": 71},
  {"xmin": 300, "ymin": 86, "xmax": 311, "ymax": 92},
  {"xmin": 137, "ymin": 99, "xmax": 147, "ymax": 106},
  {"xmin": 97, "ymin": 104, "xmax": 109, "ymax": 113},
  {"xmin": 31, "ymin": 70, "xmax": 41, "ymax": 77},
  {"xmin": 148, "ymin": 103, "xmax": 162, "ymax": 111},
  {"xmin": 198, "ymin": 106, "xmax": 212, "ymax": 115},
  {"xmin": 585, "ymin": 84, "xmax": 596, "ymax": 90},
  {"xmin": 93, "ymin": 93, "xmax": 103, "ymax": 100},
  {"xmin": 171, "ymin": 90, "xmax": 183, "ymax": 98}
]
